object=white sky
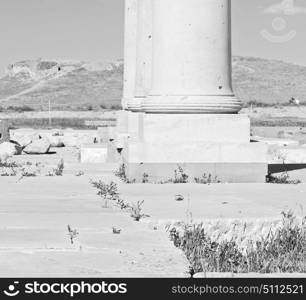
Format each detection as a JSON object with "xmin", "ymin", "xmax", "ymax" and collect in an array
[{"xmin": 0, "ymin": 0, "xmax": 306, "ymax": 75}]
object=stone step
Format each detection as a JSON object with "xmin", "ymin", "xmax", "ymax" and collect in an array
[
  {"xmin": 10, "ymin": 156, "xmax": 119, "ymax": 175},
  {"xmin": 0, "ymin": 227, "xmax": 169, "ymax": 252},
  {"xmin": 63, "ymin": 163, "xmax": 119, "ymax": 175},
  {"xmin": 0, "ymin": 212, "xmax": 136, "ymax": 229},
  {"xmin": 0, "ymin": 246, "xmax": 186, "ymax": 278}
]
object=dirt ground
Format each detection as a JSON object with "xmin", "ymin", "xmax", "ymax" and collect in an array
[
  {"xmin": 1, "ymin": 107, "xmax": 306, "ymax": 277},
  {"xmin": 0, "ymin": 148, "xmax": 305, "ymax": 277}
]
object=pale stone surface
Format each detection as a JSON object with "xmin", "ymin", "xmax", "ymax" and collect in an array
[
  {"xmin": 127, "ymin": 162, "xmax": 267, "ymax": 183},
  {"xmin": 11, "ymin": 135, "xmax": 33, "ymax": 148},
  {"xmin": 127, "ymin": 111, "xmax": 144, "ymax": 140},
  {"xmin": 120, "ymin": 0, "xmax": 263, "ymax": 183},
  {"xmin": 106, "ymin": 141, "xmax": 122, "ymax": 163},
  {"xmin": 270, "ymin": 148, "xmax": 306, "ymax": 164},
  {"xmin": 143, "ymin": 0, "xmax": 242, "ymax": 113},
  {"xmin": 125, "ymin": 113, "xmax": 267, "ymax": 182},
  {"xmin": 11, "ymin": 129, "xmax": 98, "ymax": 149},
  {"xmin": 80, "ymin": 142, "xmax": 121, "ymax": 164},
  {"xmin": 127, "ymin": 142, "xmax": 267, "ymax": 163},
  {"xmin": 116, "ymin": 110, "xmax": 129, "ymax": 134},
  {"xmin": 62, "ymin": 134, "xmax": 96, "ymax": 148},
  {"xmin": 97, "ymin": 127, "xmax": 114, "ymax": 143},
  {"xmin": 80, "ymin": 144, "xmax": 108, "ymax": 163},
  {"xmin": 0, "ymin": 176, "xmax": 189, "ymax": 277},
  {"xmin": 122, "ymin": 0, "xmax": 138, "ymax": 110},
  {"xmin": 0, "ymin": 142, "xmax": 22, "ymax": 160},
  {"xmin": 11, "ymin": 132, "xmax": 41, "ymax": 148},
  {"xmin": 252, "ymin": 136, "xmax": 299, "ymax": 147},
  {"xmin": 116, "ymin": 111, "xmax": 144, "ymax": 140},
  {"xmin": 139, "ymin": 114, "xmax": 251, "ymax": 143},
  {"xmin": 128, "ymin": 0, "xmax": 152, "ymax": 111},
  {"xmin": 125, "ymin": 133, "xmax": 268, "ymax": 182},
  {"xmin": 49, "ymin": 136, "xmax": 65, "ymax": 148},
  {"xmin": 0, "ymin": 169, "xmax": 305, "ymax": 276},
  {"xmin": 23, "ymin": 138, "xmax": 51, "ymax": 154}
]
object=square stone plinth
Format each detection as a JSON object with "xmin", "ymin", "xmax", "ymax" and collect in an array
[
  {"xmin": 138, "ymin": 114, "xmax": 251, "ymax": 143},
  {"xmin": 125, "ymin": 141, "xmax": 268, "ymax": 183},
  {"xmin": 80, "ymin": 144, "xmax": 108, "ymax": 163},
  {"xmin": 123, "ymin": 113, "xmax": 267, "ymax": 183},
  {"xmin": 116, "ymin": 111, "xmax": 144, "ymax": 140}
]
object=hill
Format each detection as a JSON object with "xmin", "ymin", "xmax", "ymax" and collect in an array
[
  {"xmin": 0, "ymin": 56, "xmax": 306, "ymax": 111},
  {"xmin": 0, "ymin": 59, "xmax": 123, "ymax": 111},
  {"xmin": 233, "ymin": 56, "xmax": 306, "ymax": 106}
]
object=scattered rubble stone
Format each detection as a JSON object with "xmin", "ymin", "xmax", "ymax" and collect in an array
[{"xmin": 23, "ymin": 138, "xmax": 51, "ymax": 154}]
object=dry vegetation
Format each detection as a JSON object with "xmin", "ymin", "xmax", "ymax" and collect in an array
[{"xmin": 168, "ymin": 211, "xmax": 306, "ymax": 276}]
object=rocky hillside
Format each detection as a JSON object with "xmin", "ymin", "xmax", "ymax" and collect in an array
[
  {"xmin": 0, "ymin": 56, "xmax": 306, "ymax": 111},
  {"xmin": 0, "ymin": 59, "xmax": 123, "ymax": 111},
  {"xmin": 233, "ymin": 56, "xmax": 306, "ymax": 106}
]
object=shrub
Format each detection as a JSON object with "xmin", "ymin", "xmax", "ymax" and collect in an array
[
  {"xmin": 194, "ymin": 173, "xmax": 220, "ymax": 184},
  {"xmin": 0, "ymin": 160, "xmax": 19, "ymax": 176},
  {"xmin": 173, "ymin": 166, "xmax": 189, "ymax": 183},
  {"xmin": 91, "ymin": 180, "xmax": 149, "ymax": 220},
  {"xmin": 130, "ymin": 200, "xmax": 150, "ymax": 221},
  {"xmin": 114, "ymin": 164, "xmax": 136, "ymax": 184},
  {"xmin": 168, "ymin": 211, "xmax": 306, "ymax": 275},
  {"xmin": 75, "ymin": 171, "xmax": 85, "ymax": 177},
  {"xmin": 110, "ymin": 104, "xmax": 122, "ymax": 110},
  {"xmin": 266, "ymin": 172, "xmax": 301, "ymax": 185},
  {"xmin": 20, "ymin": 168, "xmax": 38, "ymax": 177},
  {"xmin": 90, "ymin": 180, "xmax": 120, "ymax": 207},
  {"xmin": 54, "ymin": 159, "xmax": 64, "ymax": 176},
  {"xmin": 142, "ymin": 173, "xmax": 149, "ymax": 183},
  {"xmin": 114, "ymin": 164, "xmax": 127, "ymax": 181},
  {"xmin": 37, "ymin": 61, "xmax": 58, "ymax": 70},
  {"xmin": 6, "ymin": 105, "xmax": 35, "ymax": 113}
]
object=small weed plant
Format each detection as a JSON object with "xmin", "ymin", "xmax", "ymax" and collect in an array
[
  {"xmin": 142, "ymin": 173, "xmax": 149, "ymax": 183},
  {"xmin": 54, "ymin": 159, "xmax": 64, "ymax": 176},
  {"xmin": 114, "ymin": 164, "xmax": 136, "ymax": 184},
  {"xmin": 91, "ymin": 180, "xmax": 149, "ymax": 221},
  {"xmin": 173, "ymin": 166, "xmax": 189, "ymax": 183},
  {"xmin": 90, "ymin": 180, "xmax": 120, "ymax": 208},
  {"xmin": 0, "ymin": 160, "xmax": 19, "ymax": 176},
  {"xmin": 67, "ymin": 225, "xmax": 79, "ymax": 245},
  {"xmin": 266, "ymin": 171, "xmax": 301, "ymax": 185},
  {"xmin": 130, "ymin": 200, "xmax": 150, "ymax": 221},
  {"xmin": 194, "ymin": 173, "xmax": 220, "ymax": 184}
]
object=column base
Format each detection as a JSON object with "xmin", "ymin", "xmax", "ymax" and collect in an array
[
  {"xmin": 142, "ymin": 94, "xmax": 242, "ymax": 114},
  {"xmin": 123, "ymin": 113, "xmax": 268, "ymax": 183},
  {"xmin": 125, "ymin": 141, "xmax": 268, "ymax": 183},
  {"xmin": 127, "ymin": 97, "xmax": 143, "ymax": 112},
  {"xmin": 139, "ymin": 113, "xmax": 251, "ymax": 143},
  {"xmin": 127, "ymin": 162, "xmax": 267, "ymax": 183}
]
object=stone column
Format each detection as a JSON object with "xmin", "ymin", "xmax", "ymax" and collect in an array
[
  {"xmin": 127, "ymin": 0, "xmax": 152, "ymax": 112},
  {"xmin": 142, "ymin": 0, "xmax": 242, "ymax": 113},
  {"xmin": 122, "ymin": 0, "xmax": 137, "ymax": 110}
]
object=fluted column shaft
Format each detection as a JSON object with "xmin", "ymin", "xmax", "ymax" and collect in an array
[
  {"xmin": 122, "ymin": 0, "xmax": 137, "ymax": 110},
  {"xmin": 142, "ymin": 0, "xmax": 242, "ymax": 114},
  {"xmin": 127, "ymin": 0, "xmax": 152, "ymax": 112}
]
